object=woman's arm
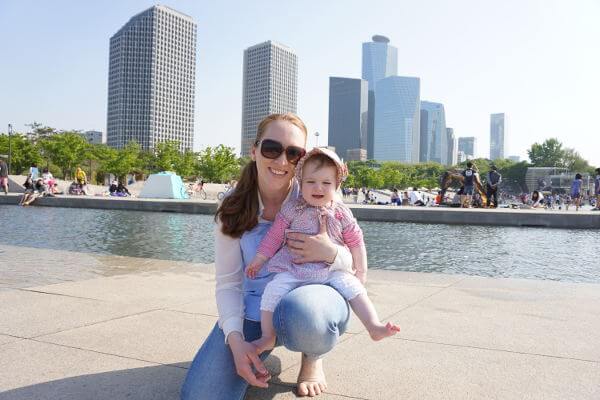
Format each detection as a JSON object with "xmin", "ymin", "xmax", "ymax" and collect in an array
[{"xmin": 214, "ymin": 221, "xmax": 245, "ymax": 343}]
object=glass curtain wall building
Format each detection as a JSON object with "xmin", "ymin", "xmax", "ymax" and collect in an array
[
  {"xmin": 328, "ymin": 77, "xmax": 369, "ymax": 161},
  {"xmin": 241, "ymin": 41, "xmax": 297, "ymax": 157},
  {"xmin": 362, "ymin": 35, "xmax": 397, "ymax": 160},
  {"xmin": 446, "ymin": 128, "xmax": 457, "ymax": 166},
  {"xmin": 107, "ymin": 5, "xmax": 196, "ymax": 151},
  {"xmin": 490, "ymin": 113, "xmax": 505, "ymax": 160},
  {"xmin": 373, "ymin": 76, "xmax": 420, "ymax": 162},
  {"xmin": 458, "ymin": 137, "xmax": 477, "ymax": 159},
  {"xmin": 419, "ymin": 101, "xmax": 447, "ymax": 164}
]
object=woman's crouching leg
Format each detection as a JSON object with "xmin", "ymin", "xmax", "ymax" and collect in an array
[
  {"xmin": 273, "ymin": 284, "xmax": 350, "ymax": 357},
  {"xmin": 181, "ymin": 321, "xmax": 261, "ymax": 400}
]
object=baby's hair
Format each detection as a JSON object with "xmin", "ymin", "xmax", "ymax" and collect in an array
[{"xmin": 302, "ymin": 153, "xmax": 337, "ymax": 174}]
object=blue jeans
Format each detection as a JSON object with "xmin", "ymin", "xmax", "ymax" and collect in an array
[{"xmin": 180, "ymin": 284, "xmax": 350, "ymax": 400}]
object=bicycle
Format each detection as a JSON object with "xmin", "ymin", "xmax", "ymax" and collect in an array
[{"xmin": 188, "ymin": 182, "xmax": 207, "ymax": 200}]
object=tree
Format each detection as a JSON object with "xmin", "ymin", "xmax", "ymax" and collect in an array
[
  {"xmin": 197, "ymin": 145, "xmax": 240, "ymax": 183},
  {"xmin": 38, "ymin": 132, "xmax": 90, "ymax": 179},
  {"xmin": 101, "ymin": 141, "xmax": 144, "ymax": 180},
  {"xmin": 562, "ymin": 148, "xmax": 593, "ymax": 173},
  {"xmin": 173, "ymin": 150, "xmax": 198, "ymax": 179},
  {"xmin": 527, "ymin": 138, "xmax": 565, "ymax": 167},
  {"xmin": 0, "ymin": 133, "xmax": 42, "ymax": 174},
  {"xmin": 153, "ymin": 141, "xmax": 182, "ymax": 172}
]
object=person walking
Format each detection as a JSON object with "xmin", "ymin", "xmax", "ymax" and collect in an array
[
  {"xmin": 571, "ymin": 173, "xmax": 584, "ymax": 211},
  {"xmin": 485, "ymin": 165, "xmax": 502, "ymax": 208},
  {"xmin": 594, "ymin": 168, "xmax": 600, "ymax": 211},
  {"xmin": 0, "ymin": 158, "xmax": 8, "ymax": 195}
]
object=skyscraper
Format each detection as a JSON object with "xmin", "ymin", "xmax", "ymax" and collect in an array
[
  {"xmin": 446, "ymin": 128, "xmax": 457, "ymax": 166},
  {"xmin": 373, "ymin": 76, "xmax": 420, "ymax": 162},
  {"xmin": 490, "ymin": 113, "xmax": 505, "ymax": 160},
  {"xmin": 107, "ymin": 5, "xmax": 196, "ymax": 151},
  {"xmin": 419, "ymin": 101, "xmax": 447, "ymax": 164},
  {"xmin": 362, "ymin": 35, "xmax": 398, "ymax": 159},
  {"xmin": 458, "ymin": 137, "xmax": 477, "ymax": 159},
  {"xmin": 241, "ymin": 41, "xmax": 297, "ymax": 157},
  {"xmin": 328, "ymin": 77, "xmax": 369, "ymax": 161}
]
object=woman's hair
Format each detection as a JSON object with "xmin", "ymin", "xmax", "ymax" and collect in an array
[
  {"xmin": 596, "ymin": 168, "xmax": 600, "ymax": 174},
  {"xmin": 575, "ymin": 173, "xmax": 582, "ymax": 180},
  {"xmin": 216, "ymin": 113, "xmax": 308, "ymax": 238},
  {"xmin": 532, "ymin": 191, "xmax": 539, "ymax": 199}
]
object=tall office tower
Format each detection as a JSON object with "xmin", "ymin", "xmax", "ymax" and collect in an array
[
  {"xmin": 458, "ymin": 137, "xmax": 477, "ymax": 159},
  {"xmin": 241, "ymin": 41, "xmax": 297, "ymax": 157},
  {"xmin": 107, "ymin": 5, "xmax": 196, "ymax": 151},
  {"xmin": 419, "ymin": 101, "xmax": 447, "ymax": 164},
  {"xmin": 373, "ymin": 76, "xmax": 420, "ymax": 162},
  {"xmin": 490, "ymin": 113, "xmax": 505, "ymax": 160},
  {"xmin": 362, "ymin": 35, "xmax": 398, "ymax": 159},
  {"xmin": 446, "ymin": 128, "xmax": 457, "ymax": 166},
  {"xmin": 328, "ymin": 77, "xmax": 369, "ymax": 161}
]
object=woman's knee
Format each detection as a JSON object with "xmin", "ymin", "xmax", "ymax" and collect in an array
[{"xmin": 273, "ymin": 284, "xmax": 349, "ymax": 356}]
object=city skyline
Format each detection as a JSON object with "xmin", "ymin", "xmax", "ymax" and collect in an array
[{"xmin": 1, "ymin": 1, "xmax": 599, "ymax": 165}]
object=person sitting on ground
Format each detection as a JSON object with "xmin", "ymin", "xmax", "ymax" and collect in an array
[
  {"xmin": 117, "ymin": 181, "xmax": 131, "ymax": 196},
  {"xmin": 41, "ymin": 168, "xmax": 55, "ymax": 188},
  {"xmin": 109, "ymin": 180, "xmax": 119, "ymax": 195},
  {"xmin": 0, "ymin": 157, "xmax": 8, "ymax": 195},
  {"xmin": 75, "ymin": 167, "xmax": 87, "ymax": 189},
  {"xmin": 402, "ymin": 191, "xmax": 410, "ymax": 206},
  {"xmin": 531, "ymin": 190, "xmax": 544, "ymax": 208},
  {"xmin": 21, "ymin": 178, "xmax": 49, "ymax": 206},
  {"xmin": 410, "ymin": 187, "xmax": 425, "ymax": 206},
  {"xmin": 390, "ymin": 188, "xmax": 401, "ymax": 205}
]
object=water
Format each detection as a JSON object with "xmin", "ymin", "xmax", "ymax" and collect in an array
[{"xmin": 1, "ymin": 205, "xmax": 599, "ymax": 284}]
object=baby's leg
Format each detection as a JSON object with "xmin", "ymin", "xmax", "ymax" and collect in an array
[
  {"xmin": 254, "ymin": 272, "xmax": 303, "ymax": 353},
  {"xmin": 327, "ymin": 271, "xmax": 400, "ymax": 341}
]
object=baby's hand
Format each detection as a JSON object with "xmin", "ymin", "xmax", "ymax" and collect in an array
[
  {"xmin": 355, "ymin": 270, "xmax": 367, "ymax": 284},
  {"xmin": 246, "ymin": 255, "xmax": 267, "ymax": 279}
]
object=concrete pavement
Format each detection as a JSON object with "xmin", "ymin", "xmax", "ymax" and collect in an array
[{"xmin": 1, "ymin": 247, "xmax": 599, "ymax": 399}]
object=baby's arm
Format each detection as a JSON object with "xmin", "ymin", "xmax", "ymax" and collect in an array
[
  {"xmin": 246, "ymin": 212, "xmax": 291, "ymax": 279},
  {"xmin": 245, "ymin": 253, "xmax": 269, "ymax": 279},
  {"xmin": 349, "ymin": 244, "xmax": 368, "ymax": 284}
]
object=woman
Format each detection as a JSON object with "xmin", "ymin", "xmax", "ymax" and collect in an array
[
  {"xmin": 181, "ymin": 114, "xmax": 353, "ymax": 399},
  {"xmin": 531, "ymin": 190, "xmax": 544, "ymax": 208}
]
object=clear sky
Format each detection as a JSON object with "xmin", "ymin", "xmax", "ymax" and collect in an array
[{"xmin": 1, "ymin": 0, "xmax": 599, "ymax": 165}]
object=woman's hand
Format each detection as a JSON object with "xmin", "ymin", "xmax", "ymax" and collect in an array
[
  {"xmin": 228, "ymin": 332, "xmax": 271, "ymax": 388},
  {"xmin": 286, "ymin": 213, "xmax": 337, "ymax": 264}
]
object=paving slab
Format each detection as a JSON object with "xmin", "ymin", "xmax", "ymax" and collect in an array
[
  {"xmin": 346, "ymin": 281, "xmax": 443, "ymax": 333},
  {"xmin": 26, "ymin": 271, "xmax": 215, "ymax": 309},
  {"xmin": 0, "ymin": 339, "xmax": 186, "ymax": 399},
  {"xmin": 0, "ymin": 289, "xmax": 151, "ymax": 338},
  {"xmin": 395, "ymin": 276, "xmax": 600, "ymax": 361},
  {"xmin": 368, "ymin": 269, "xmax": 466, "ymax": 287},
  {"xmin": 0, "ymin": 334, "xmax": 21, "ymax": 346},
  {"xmin": 38, "ymin": 310, "xmax": 217, "ymax": 367},
  {"xmin": 275, "ymin": 333, "xmax": 600, "ymax": 400}
]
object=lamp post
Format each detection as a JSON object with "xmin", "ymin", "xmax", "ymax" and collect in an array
[
  {"xmin": 314, "ymin": 131, "xmax": 320, "ymax": 148},
  {"xmin": 8, "ymin": 124, "xmax": 13, "ymax": 175}
]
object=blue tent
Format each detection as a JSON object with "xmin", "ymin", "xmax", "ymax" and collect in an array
[{"xmin": 139, "ymin": 172, "xmax": 189, "ymax": 199}]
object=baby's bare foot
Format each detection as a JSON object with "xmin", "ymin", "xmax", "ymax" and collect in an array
[
  {"xmin": 369, "ymin": 321, "xmax": 401, "ymax": 341},
  {"xmin": 297, "ymin": 356, "xmax": 327, "ymax": 397},
  {"xmin": 251, "ymin": 335, "xmax": 276, "ymax": 354}
]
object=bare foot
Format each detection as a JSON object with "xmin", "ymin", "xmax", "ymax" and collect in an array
[
  {"xmin": 251, "ymin": 335, "xmax": 276, "ymax": 354},
  {"xmin": 368, "ymin": 321, "xmax": 401, "ymax": 341},
  {"xmin": 297, "ymin": 355, "xmax": 327, "ymax": 397}
]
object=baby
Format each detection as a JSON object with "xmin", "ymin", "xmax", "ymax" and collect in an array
[{"xmin": 246, "ymin": 147, "xmax": 400, "ymax": 353}]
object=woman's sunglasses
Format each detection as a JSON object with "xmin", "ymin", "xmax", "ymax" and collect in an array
[{"xmin": 255, "ymin": 139, "xmax": 306, "ymax": 164}]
